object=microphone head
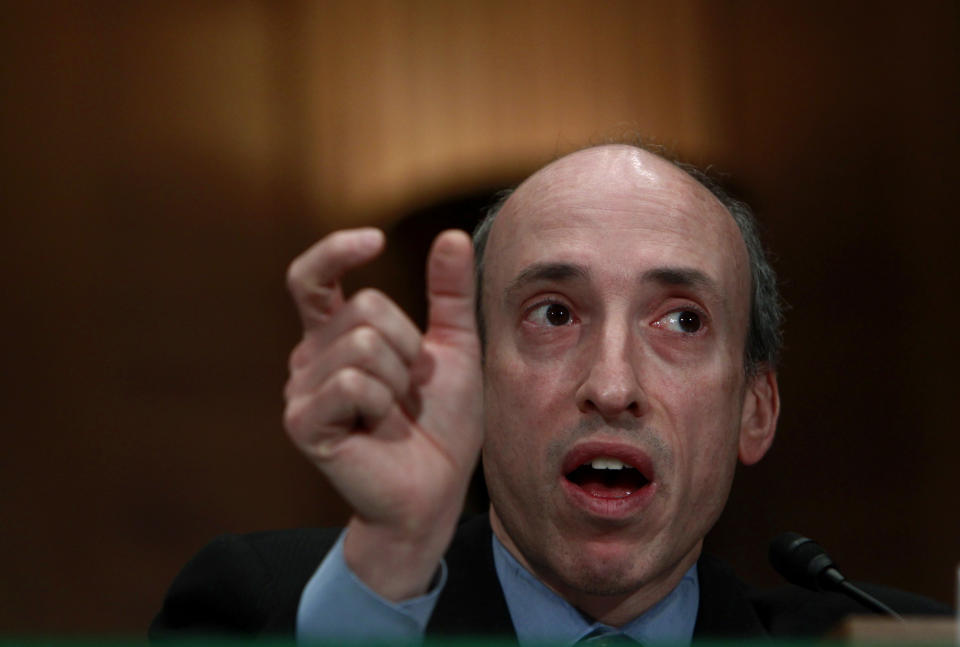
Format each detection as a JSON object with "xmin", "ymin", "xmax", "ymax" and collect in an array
[{"xmin": 769, "ymin": 531, "xmax": 842, "ymax": 591}]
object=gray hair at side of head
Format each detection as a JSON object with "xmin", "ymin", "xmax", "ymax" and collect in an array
[
  {"xmin": 673, "ymin": 161, "xmax": 783, "ymax": 376},
  {"xmin": 471, "ymin": 188, "xmax": 512, "ymax": 354},
  {"xmin": 470, "ymin": 149, "xmax": 783, "ymax": 378}
]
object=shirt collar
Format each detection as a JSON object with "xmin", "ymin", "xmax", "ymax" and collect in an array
[{"xmin": 491, "ymin": 533, "xmax": 700, "ymax": 646}]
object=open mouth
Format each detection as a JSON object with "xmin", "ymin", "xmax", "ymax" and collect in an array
[{"xmin": 565, "ymin": 457, "xmax": 651, "ymax": 499}]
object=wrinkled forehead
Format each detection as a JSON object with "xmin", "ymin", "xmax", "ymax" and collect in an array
[{"xmin": 487, "ymin": 145, "xmax": 749, "ymax": 277}]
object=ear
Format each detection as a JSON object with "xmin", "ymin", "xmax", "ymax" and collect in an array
[{"xmin": 738, "ymin": 367, "xmax": 780, "ymax": 465}]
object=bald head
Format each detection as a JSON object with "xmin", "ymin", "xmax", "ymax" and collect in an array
[{"xmin": 502, "ymin": 145, "xmax": 729, "ymax": 227}]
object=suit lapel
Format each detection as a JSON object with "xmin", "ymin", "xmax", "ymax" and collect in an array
[
  {"xmin": 427, "ymin": 514, "xmax": 516, "ymax": 637},
  {"xmin": 693, "ymin": 553, "xmax": 768, "ymax": 638}
]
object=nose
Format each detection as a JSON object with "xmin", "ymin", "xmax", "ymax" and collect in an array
[{"xmin": 575, "ymin": 320, "xmax": 644, "ymax": 420}]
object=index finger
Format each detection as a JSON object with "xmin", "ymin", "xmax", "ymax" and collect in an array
[{"xmin": 286, "ymin": 228, "xmax": 385, "ymax": 330}]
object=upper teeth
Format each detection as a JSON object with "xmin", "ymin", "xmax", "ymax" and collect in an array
[{"xmin": 589, "ymin": 457, "xmax": 630, "ymax": 470}]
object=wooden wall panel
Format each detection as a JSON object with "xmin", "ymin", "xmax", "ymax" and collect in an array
[
  {"xmin": 283, "ymin": 0, "xmax": 725, "ymax": 226},
  {"xmin": 1, "ymin": 0, "xmax": 957, "ymax": 634}
]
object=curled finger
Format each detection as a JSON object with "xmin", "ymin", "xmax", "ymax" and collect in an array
[
  {"xmin": 286, "ymin": 325, "xmax": 411, "ymax": 403},
  {"xmin": 284, "ymin": 367, "xmax": 395, "ymax": 458},
  {"xmin": 311, "ymin": 288, "xmax": 422, "ymax": 366}
]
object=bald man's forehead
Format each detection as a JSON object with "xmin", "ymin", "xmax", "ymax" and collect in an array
[
  {"xmin": 505, "ymin": 146, "xmax": 724, "ymax": 221},
  {"xmin": 482, "ymin": 145, "xmax": 751, "ymax": 325},
  {"xmin": 495, "ymin": 147, "xmax": 736, "ymax": 249}
]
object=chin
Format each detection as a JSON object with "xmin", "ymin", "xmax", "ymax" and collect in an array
[
  {"xmin": 559, "ymin": 567, "xmax": 646, "ymax": 598},
  {"xmin": 543, "ymin": 538, "xmax": 657, "ymax": 598}
]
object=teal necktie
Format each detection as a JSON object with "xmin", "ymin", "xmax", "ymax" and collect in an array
[{"xmin": 577, "ymin": 628, "xmax": 639, "ymax": 645}]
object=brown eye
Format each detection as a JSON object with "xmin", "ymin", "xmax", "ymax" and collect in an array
[
  {"xmin": 655, "ymin": 309, "xmax": 703, "ymax": 333},
  {"xmin": 545, "ymin": 303, "xmax": 571, "ymax": 326},
  {"xmin": 677, "ymin": 310, "xmax": 701, "ymax": 333}
]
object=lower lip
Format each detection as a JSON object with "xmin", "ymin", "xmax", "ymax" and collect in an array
[{"xmin": 560, "ymin": 476, "xmax": 657, "ymax": 520}]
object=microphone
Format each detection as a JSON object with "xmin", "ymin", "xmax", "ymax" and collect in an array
[{"xmin": 769, "ymin": 532, "xmax": 903, "ymax": 620}]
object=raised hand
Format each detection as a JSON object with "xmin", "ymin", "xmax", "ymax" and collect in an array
[{"xmin": 283, "ymin": 228, "xmax": 483, "ymax": 600}]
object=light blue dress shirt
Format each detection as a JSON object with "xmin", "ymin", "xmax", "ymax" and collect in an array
[
  {"xmin": 297, "ymin": 527, "xmax": 700, "ymax": 645},
  {"xmin": 492, "ymin": 535, "xmax": 699, "ymax": 645},
  {"xmin": 296, "ymin": 531, "xmax": 445, "ymax": 641}
]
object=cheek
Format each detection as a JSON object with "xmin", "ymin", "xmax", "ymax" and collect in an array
[
  {"xmin": 485, "ymin": 349, "xmax": 571, "ymax": 424},
  {"xmin": 656, "ymin": 364, "xmax": 744, "ymax": 482},
  {"xmin": 482, "ymin": 353, "xmax": 569, "ymax": 483},
  {"xmin": 658, "ymin": 347, "xmax": 744, "ymax": 414},
  {"xmin": 653, "ymin": 372, "xmax": 742, "ymax": 537},
  {"xmin": 483, "ymin": 362, "xmax": 529, "ymax": 465}
]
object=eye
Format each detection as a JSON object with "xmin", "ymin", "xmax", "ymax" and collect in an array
[
  {"xmin": 654, "ymin": 309, "xmax": 703, "ymax": 334},
  {"xmin": 527, "ymin": 302, "xmax": 574, "ymax": 326}
]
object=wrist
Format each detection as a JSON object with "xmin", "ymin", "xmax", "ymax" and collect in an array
[{"xmin": 343, "ymin": 514, "xmax": 457, "ymax": 601}]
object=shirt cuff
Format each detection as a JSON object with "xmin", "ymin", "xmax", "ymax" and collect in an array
[{"xmin": 296, "ymin": 529, "xmax": 447, "ymax": 643}]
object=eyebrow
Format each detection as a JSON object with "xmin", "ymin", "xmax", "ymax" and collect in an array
[
  {"xmin": 504, "ymin": 262, "xmax": 722, "ymax": 301},
  {"xmin": 641, "ymin": 267, "xmax": 721, "ymax": 297},
  {"xmin": 504, "ymin": 262, "xmax": 589, "ymax": 298}
]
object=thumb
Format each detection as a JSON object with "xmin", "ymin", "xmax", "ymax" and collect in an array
[{"xmin": 425, "ymin": 229, "xmax": 477, "ymax": 343}]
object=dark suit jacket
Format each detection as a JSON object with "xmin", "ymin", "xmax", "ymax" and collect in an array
[{"xmin": 151, "ymin": 515, "xmax": 949, "ymax": 640}]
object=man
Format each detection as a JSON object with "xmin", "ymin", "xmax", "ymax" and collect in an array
[{"xmin": 152, "ymin": 145, "xmax": 946, "ymax": 642}]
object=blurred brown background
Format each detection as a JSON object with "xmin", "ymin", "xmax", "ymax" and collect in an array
[{"xmin": 2, "ymin": 0, "xmax": 958, "ymax": 636}]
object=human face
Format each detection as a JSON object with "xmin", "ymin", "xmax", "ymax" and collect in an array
[{"xmin": 480, "ymin": 145, "xmax": 775, "ymax": 620}]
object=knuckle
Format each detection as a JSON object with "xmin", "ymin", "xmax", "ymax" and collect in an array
[
  {"xmin": 285, "ymin": 258, "xmax": 305, "ymax": 295},
  {"xmin": 348, "ymin": 325, "xmax": 382, "ymax": 356},
  {"xmin": 283, "ymin": 400, "xmax": 340, "ymax": 462},
  {"xmin": 283, "ymin": 372, "xmax": 306, "ymax": 401},
  {"xmin": 288, "ymin": 339, "xmax": 313, "ymax": 371},
  {"xmin": 282, "ymin": 400, "xmax": 305, "ymax": 436},
  {"xmin": 352, "ymin": 288, "xmax": 388, "ymax": 319},
  {"xmin": 334, "ymin": 366, "xmax": 368, "ymax": 400}
]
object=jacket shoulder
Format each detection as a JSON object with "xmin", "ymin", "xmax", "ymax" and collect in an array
[{"xmin": 150, "ymin": 527, "xmax": 340, "ymax": 639}]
